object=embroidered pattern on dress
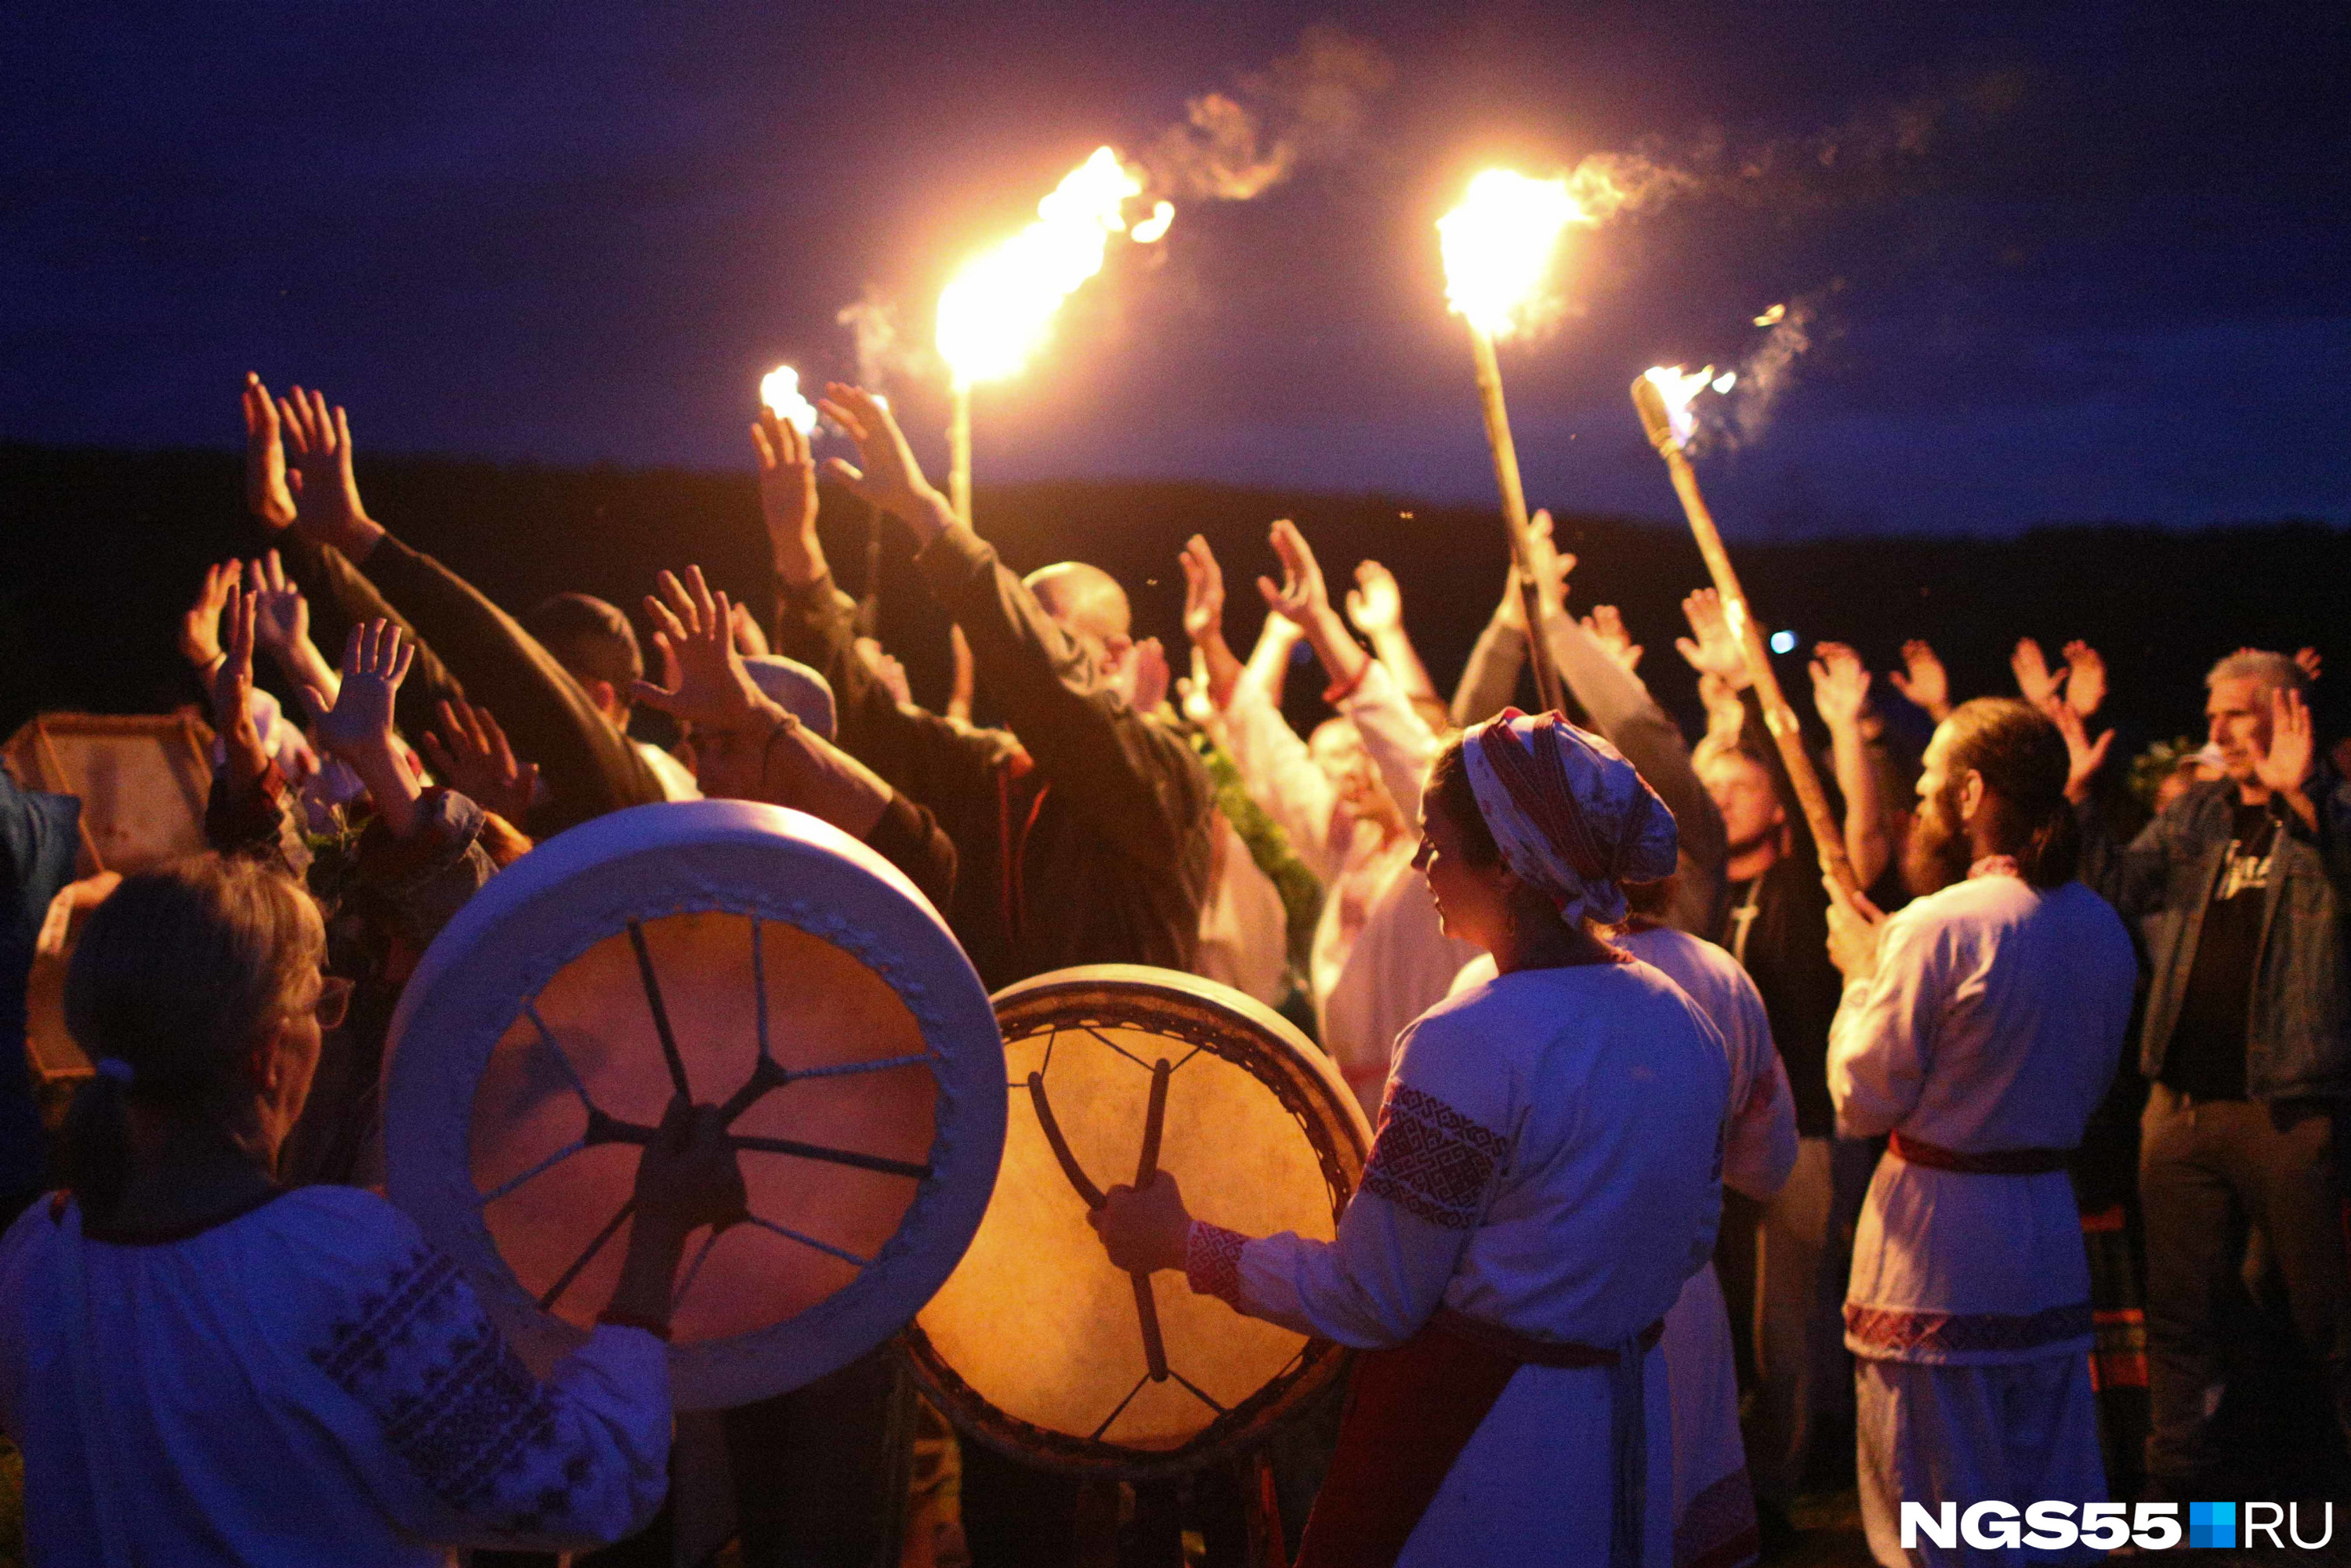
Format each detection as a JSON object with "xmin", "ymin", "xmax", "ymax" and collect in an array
[
  {"xmin": 312, "ymin": 1245, "xmax": 571, "ymax": 1528},
  {"xmin": 1360, "ymin": 1083, "xmax": 1508, "ymax": 1230},
  {"xmin": 1844, "ymin": 1299, "xmax": 2094, "ymax": 1357},
  {"xmin": 1186, "ymin": 1222, "xmax": 1249, "ymax": 1312}
]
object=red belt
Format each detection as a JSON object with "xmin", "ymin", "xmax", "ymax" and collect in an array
[
  {"xmin": 1891, "ymin": 1130, "xmax": 2070, "ymax": 1175},
  {"xmin": 1293, "ymin": 1310, "xmax": 1665, "ymax": 1568}
]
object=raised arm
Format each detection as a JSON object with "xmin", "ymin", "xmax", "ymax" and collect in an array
[
  {"xmin": 250, "ymin": 378, "xmax": 657, "ymax": 829},
  {"xmin": 1258, "ymin": 520, "xmax": 1436, "ymax": 820},
  {"xmin": 1343, "ymin": 559, "xmax": 1443, "ymax": 722},
  {"xmin": 635, "ymin": 566, "xmax": 956, "ymax": 911},
  {"xmin": 758, "ymin": 406, "xmax": 1001, "ymax": 815},
  {"xmin": 1807, "ymin": 643, "xmax": 1893, "ymax": 890},
  {"xmin": 820, "ymin": 384, "xmax": 1206, "ymax": 870}
]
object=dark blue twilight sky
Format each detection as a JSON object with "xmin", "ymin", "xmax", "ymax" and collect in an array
[{"xmin": 4, "ymin": 2, "xmax": 2346, "ymax": 536}]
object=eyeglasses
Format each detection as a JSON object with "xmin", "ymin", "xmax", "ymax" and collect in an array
[{"xmin": 313, "ymin": 976, "xmax": 355, "ymax": 1031}]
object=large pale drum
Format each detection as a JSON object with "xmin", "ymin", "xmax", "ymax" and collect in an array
[
  {"xmin": 383, "ymin": 800, "xmax": 1005, "ymax": 1411},
  {"xmin": 906, "ymin": 965, "xmax": 1373, "ymax": 1479}
]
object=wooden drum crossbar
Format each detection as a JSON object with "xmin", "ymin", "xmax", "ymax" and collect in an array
[{"xmin": 904, "ymin": 969, "xmax": 1371, "ymax": 1479}]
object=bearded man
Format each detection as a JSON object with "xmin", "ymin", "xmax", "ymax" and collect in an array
[{"xmin": 1823, "ymin": 698, "xmax": 2137, "ymax": 1567}]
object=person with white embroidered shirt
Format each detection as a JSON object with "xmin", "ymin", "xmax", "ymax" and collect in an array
[
  {"xmin": 1181, "ymin": 523, "xmax": 1477, "ymax": 1119},
  {"xmin": 0, "ymin": 853, "xmax": 745, "ymax": 1565},
  {"xmin": 1093, "ymin": 709, "xmax": 1729, "ymax": 1566},
  {"xmin": 1457, "ymin": 878, "xmax": 1798, "ymax": 1568},
  {"xmin": 1822, "ymin": 698, "xmax": 2136, "ymax": 1568}
]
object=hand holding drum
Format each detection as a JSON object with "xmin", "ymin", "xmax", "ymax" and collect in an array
[{"xmin": 1089, "ymin": 1172, "xmax": 1192, "ymax": 1276}]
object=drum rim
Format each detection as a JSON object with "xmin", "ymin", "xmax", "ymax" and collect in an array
[
  {"xmin": 904, "ymin": 965, "xmax": 1372, "ymax": 1479},
  {"xmin": 385, "ymin": 799, "xmax": 1006, "ymax": 1410}
]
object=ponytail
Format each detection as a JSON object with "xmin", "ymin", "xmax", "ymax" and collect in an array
[
  {"xmin": 1941, "ymin": 698, "xmax": 2079, "ymax": 891},
  {"xmin": 60, "ymin": 855, "xmax": 323, "ymax": 1220}
]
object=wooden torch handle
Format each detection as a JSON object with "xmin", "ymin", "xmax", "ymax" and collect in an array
[
  {"xmin": 1656, "ymin": 444, "xmax": 1861, "ymax": 900},
  {"xmin": 1469, "ymin": 328, "xmax": 1567, "ymax": 717}
]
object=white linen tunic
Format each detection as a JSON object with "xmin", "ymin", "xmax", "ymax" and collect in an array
[
  {"xmin": 1220, "ymin": 657, "xmax": 1476, "ymax": 1116},
  {"xmin": 1461, "ymin": 930, "xmax": 1798, "ymax": 1567},
  {"xmin": 1621, "ymin": 925, "xmax": 1797, "ymax": 1568},
  {"xmin": 1187, "ymin": 959, "xmax": 1730, "ymax": 1565},
  {"xmin": 0, "ymin": 1185, "xmax": 672, "ymax": 1566},
  {"xmin": 1828, "ymin": 871, "xmax": 2136, "ymax": 1364}
]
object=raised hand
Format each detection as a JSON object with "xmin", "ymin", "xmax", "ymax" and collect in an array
[
  {"xmin": 241, "ymin": 375, "xmax": 299, "ymax": 527},
  {"xmin": 752, "ymin": 405, "xmax": 821, "ymax": 577},
  {"xmin": 422, "ymin": 699, "xmax": 542, "ymax": 825},
  {"xmin": 635, "ymin": 566, "xmax": 763, "ymax": 734},
  {"xmin": 179, "ymin": 560, "xmax": 239, "ymax": 672},
  {"xmin": 1888, "ymin": 639, "xmax": 1952, "ymax": 721},
  {"xmin": 1675, "ymin": 588, "xmax": 1750, "ymax": 689},
  {"xmin": 1808, "ymin": 642, "xmax": 1873, "ymax": 730},
  {"xmin": 308, "ymin": 621, "xmax": 414, "ymax": 759},
  {"xmin": 817, "ymin": 383, "xmax": 950, "ymax": 540},
  {"xmin": 277, "ymin": 386, "xmax": 380, "ymax": 556},
  {"xmin": 2255, "ymin": 686, "xmax": 2317, "ymax": 799},
  {"xmin": 1255, "ymin": 518, "xmax": 1331, "ymax": 628},
  {"xmin": 299, "ymin": 619, "xmax": 421, "ymax": 833},
  {"xmin": 1581, "ymin": 604, "xmax": 1643, "ymax": 675},
  {"xmin": 1344, "ymin": 560, "xmax": 1404, "ymax": 639},
  {"xmin": 2295, "ymin": 646, "xmax": 2323, "ymax": 684},
  {"xmin": 1179, "ymin": 534, "xmax": 1228, "ymax": 650},
  {"xmin": 1498, "ymin": 509, "xmax": 1576, "ymax": 634},
  {"xmin": 208, "ymin": 581, "xmax": 270, "ymax": 788},
  {"xmin": 2045, "ymin": 696, "xmax": 2115, "ymax": 804},
  {"xmin": 2061, "ymin": 640, "xmax": 2106, "ymax": 719},
  {"xmin": 2011, "ymin": 639, "xmax": 2063, "ymax": 710}
]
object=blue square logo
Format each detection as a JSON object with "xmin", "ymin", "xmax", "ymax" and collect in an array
[{"xmin": 2190, "ymin": 1501, "xmax": 2236, "ymax": 1549}]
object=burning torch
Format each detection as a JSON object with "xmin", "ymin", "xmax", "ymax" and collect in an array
[
  {"xmin": 935, "ymin": 148, "xmax": 1171, "ymax": 527},
  {"xmin": 1632, "ymin": 367, "xmax": 1860, "ymax": 899},
  {"xmin": 1437, "ymin": 169, "xmax": 1586, "ymax": 717}
]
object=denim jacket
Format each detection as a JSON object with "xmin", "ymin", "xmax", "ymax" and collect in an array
[{"xmin": 2081, "ymin": 764, "xmax": 2351, "ymax": 1100}]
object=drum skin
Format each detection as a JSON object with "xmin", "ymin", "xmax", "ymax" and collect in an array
[
  {"xmin": 905, "ymin": 965, "xmax": 1374, "ymax": 1479},
  {"xmin": 384, "ymin": 800, "xmax": 1005, "ymax": 1411}
]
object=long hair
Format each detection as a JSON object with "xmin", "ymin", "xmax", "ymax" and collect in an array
[
  {"xmin": 60, "ymin": 854, "xmax": 324, "ymax": 1219},
  {"xmin": 1940, "ymin": 698, "xmax": 2080, "ymax": 889}
]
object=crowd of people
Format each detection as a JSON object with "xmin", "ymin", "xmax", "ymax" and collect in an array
[{"xmin": 0, "ymin": 371, "xmax": 2343, "ymax": 1567}]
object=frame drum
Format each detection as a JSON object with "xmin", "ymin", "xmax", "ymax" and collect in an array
[
  {"xmin": 383, "ymin": 800, "xmax": 1005, "ymax": 1411},
  {"xmin": 904, "ymin": 965, "xmax": 1373, "ymax": 1479}
]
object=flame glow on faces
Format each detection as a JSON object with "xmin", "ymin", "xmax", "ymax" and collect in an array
[
  {"xmin": 1643, "ymin": 364, "xmax": 1721, "ymax": 447},
  {"xmin": 936, "ymin": 147, "xmax": 1152, "ymax": 390},
  {"xmin": 1437, "ymin": 169, "xmax": 1592, "ymax": 340},
  {"xmin": 759, "ymin": 366, "xmax": 818, "ymax": 436}
]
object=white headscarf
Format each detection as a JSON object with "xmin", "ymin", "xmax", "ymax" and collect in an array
[{"xmin": 1460, "ymin": 707, "xmax": 1679, "ymax": 926}]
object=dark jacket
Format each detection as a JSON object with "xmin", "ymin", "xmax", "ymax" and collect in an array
[
  {"xmin": 2081, "ymin": 766, "xmax": 2351, "ymax": 1100},
  {"xmin": 773, "ymin": 529, "xmax": 1212, "ymax": 991}
]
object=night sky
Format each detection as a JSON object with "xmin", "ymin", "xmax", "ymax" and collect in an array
[{"xmin": 7, "ymin": 2, "xmax": 2346, "ymax": 536}]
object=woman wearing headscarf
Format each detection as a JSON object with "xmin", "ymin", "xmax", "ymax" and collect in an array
[{"xmin": 1093, "ymin": 708, "xmax": 1731, "ymax": 1567}]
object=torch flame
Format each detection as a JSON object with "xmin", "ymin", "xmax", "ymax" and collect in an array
[
  {"xmin": 759, "ymin": 365, "xmax": 819, "ymax": 436},
  {"xmin": 1753, "ymin": 303, "xmax": 1787, "ymax": 327},
  {"xmin": 1642, "ymin": 364, "xmax": 1718, "ymax": 447},
  {"xmin": 936, "ymin": 146, "xmax": 1147, "ymax": 390},
  {"xmin": 1437, "ymin": 168, "xmax": 1591, "ymax": 340},
  {"xmin": 1131, "ymin": 200, "xmax": 1175, "ymax": 244}
]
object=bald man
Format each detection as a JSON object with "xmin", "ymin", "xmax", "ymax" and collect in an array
[{"xmin": 756, "ymin": 390, "xmax": 1212, "ymax": 994}]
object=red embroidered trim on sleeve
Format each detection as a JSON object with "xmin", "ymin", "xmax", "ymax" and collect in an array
[
  {"xmin": 1186, "ymin": 1221, "xmax": 1249, "ymax": 1312},
  {"xmin": 1360, "ymin": 1083, "xmax": 1508, "ymax": 1230}
]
